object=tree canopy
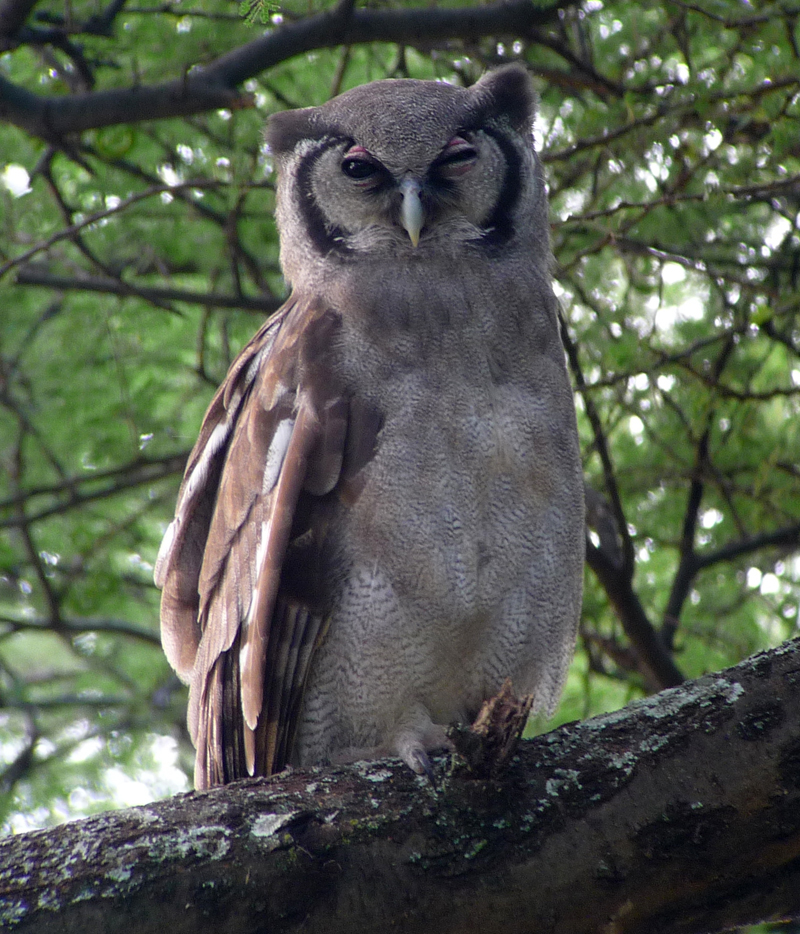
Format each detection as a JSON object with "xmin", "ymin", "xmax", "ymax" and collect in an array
[{"xmin": 1, "ymin": 0, "xmax": 798, "ymax": 886}]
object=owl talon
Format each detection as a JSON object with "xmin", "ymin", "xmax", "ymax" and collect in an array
[{"xmin": 408, "ymin": 747, "xmax": 436, "ymax": 785}]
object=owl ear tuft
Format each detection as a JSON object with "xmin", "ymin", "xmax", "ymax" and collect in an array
[
  {"xmin": 265, "ymin": 107, "xmax": 328, "ymax": 157},
  {"xmin": 472, "ymin": 64, "xmax": 537, "ymax": 134}
]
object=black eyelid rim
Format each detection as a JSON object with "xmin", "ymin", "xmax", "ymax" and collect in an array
[
  {"xmin": 433, "ymin": 134, "xmax": 478, "ymax": 168},
  {"xmin": 342, "ymin": 152, "xmax": 378, "ymax": 166}
]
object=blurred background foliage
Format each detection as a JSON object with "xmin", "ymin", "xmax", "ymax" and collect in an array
[{"xmin": 1, "ymin": 0, "xmax": 798, "ymax": 879}]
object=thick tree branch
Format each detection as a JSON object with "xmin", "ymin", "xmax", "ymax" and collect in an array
[
  {"xmin": 174, "ymin": 0, "xmax": 565, "ymax": 90},
  {"xmin": 0, "ymin": 0, "xmax": 567, "ymax": 139},
  {"xmin": 0, "ymin": 72, "xmax": 249, "ymax": 140},
  {"xmin": 2, "ymin": 639, "xmax": 799, "ymax": 933}
]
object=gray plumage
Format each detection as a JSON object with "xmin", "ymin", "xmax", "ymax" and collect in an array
[{"xmin": 154, "ymin": 65, "xmax": 585, "ymax": 789}]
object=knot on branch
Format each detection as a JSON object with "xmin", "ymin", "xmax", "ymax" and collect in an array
[{"xmin": 447, "ymin": 678, "xmax": 533, "ymax": 779}]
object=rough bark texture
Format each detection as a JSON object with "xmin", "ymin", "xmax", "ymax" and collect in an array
[{"xmin": 2, "ymin": 638, "xmax": 800, "ymax": 934}]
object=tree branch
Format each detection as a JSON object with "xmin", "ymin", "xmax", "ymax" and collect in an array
[
  {"xmin": 661, "ymin": 427, "xmax": 711, "ymax": 640},
  {"xmin": 0, "ymin": 179, "xmax": 222, "ymax": 281},
  {"xmin": 0, "ymin": 452, "xmax": 189, "ymax": 528},
  {"xmin": 2, "ymin": 638, "xmax": 799, "ymax": 933},
  {"xmin": 14, "ymin": 268, "xmax": 281, "ymax": 314},
  {"xmin": 0, "ymin": 0, "xmax": 567, "ymax": 139},
  {"xmin": 0, "ymin": 614, "xmax": 162, "ymax": 646},
  {"xmin": 586, "ymin": 540, "xmax": 685, "ymax": 689},
  {"xmin": 0, "ymin": 72, "xmax": 250, "ymax": 140},
  {"xmin": 561, "ymin": 317, "xmax": 635, "ymax": 575},
  {"xmin": 694, "ymin": 521, "xmax": 800, "ymax": 571},
  {"xmin": 561, "ymin": 313, "xmax": 684, "ymax": 689},
  {"xmin": 662, "ymin": 335, "xmax": 736, "ymax": 643}
]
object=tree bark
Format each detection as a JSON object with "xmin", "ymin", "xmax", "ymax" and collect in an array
[{"xmin": 2, "ymin": 638, "xmax": 800, "ymax": 934}]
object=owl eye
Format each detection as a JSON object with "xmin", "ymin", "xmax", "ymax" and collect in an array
[
  {"xmin": 342, "ymin": 158, "xmax": 378, "ymax": 180},
  {"xmin": 434, "ymin": 136, "xmax": 478, "ymax": 177},
  {"xmin": 341, "ymin": 146, "xmax": 382, "ymax": 183}
]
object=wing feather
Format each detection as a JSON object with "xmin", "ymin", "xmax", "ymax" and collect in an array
[
  {"xmin": 156, "ymin": 296, "xmax": 381, "ymax": 788},
  {"xmin": 155, "ymin": 310, "xmax": 288, "ymax": 680},
  {"xmin": 239, "ymin": 402, "xmax": 316, "ymax": 741}
]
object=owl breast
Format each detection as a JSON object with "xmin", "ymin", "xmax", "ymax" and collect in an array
[{"xmin": 290, "ymin": 257, "xmax": 584, "ymax": 766}]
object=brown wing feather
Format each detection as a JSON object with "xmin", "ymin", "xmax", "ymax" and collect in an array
[
  {"xmin": 156, "ymin": 297, "xmax": 379, "ymax": 788},
  {"xmin": 238, "ymin": 400, "xmax": 318, "ymax": 771},
  {"xmin": 154, "ymin": 308, "xmax": 289, "ymax": 679}
]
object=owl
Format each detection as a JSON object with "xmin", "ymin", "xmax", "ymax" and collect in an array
[{"xmin": 155, "ymin": 64, "xmax": 585, "ymax": 789}]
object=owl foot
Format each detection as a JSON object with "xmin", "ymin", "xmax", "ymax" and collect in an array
[
  {"xmin": 395, "ymin": 723, "xmax": 453, "ymax": 785},
  {"xmin": 405, "ymin": 746, "xmax": 436, "ymax": 784}
]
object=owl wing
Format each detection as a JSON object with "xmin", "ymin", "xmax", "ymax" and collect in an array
[{"xmin": 155, "ymin": 296, "xmax": 382, "ymax": 787}]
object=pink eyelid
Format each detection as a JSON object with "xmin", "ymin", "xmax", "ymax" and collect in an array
[
  {"xmin": 439, "ymin": 135, "xmax": 477, "ymax": 175},
  {"xmin": 445, "ymin": 135, "xmax": 471, "ymax": 150}
]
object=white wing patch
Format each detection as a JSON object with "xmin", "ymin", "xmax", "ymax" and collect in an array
[
  {"xmin": 263, "ymin": 417, "xmax": 294, "ymax": 494},
  {"xmin": 185, "ymin": 420, "xmax": 231, "ymax": 500},
  {"xmin": 243, "ymin": 518, "xmax": 273, "ymax": 637},
  {"xmin": 153, "ymin": 419, "xmax": 234, "ymax": 589},
  {"xmin": 153, "ymin": 518, "xmax": 178, "ymax": 588}
]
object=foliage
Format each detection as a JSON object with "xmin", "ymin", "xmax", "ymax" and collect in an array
[{"xmin": 1, "ymin": 0, "xmax": 798, "ymax": 861}]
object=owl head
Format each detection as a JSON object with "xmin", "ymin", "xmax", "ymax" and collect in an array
[{"xmin": 265, "ymin": 65, "xmax": 550, "ymax": 288}]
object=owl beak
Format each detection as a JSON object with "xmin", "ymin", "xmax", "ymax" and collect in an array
[{"xmin": 399, "ymin": 178, "xmax": 424, "ymax": 247}]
